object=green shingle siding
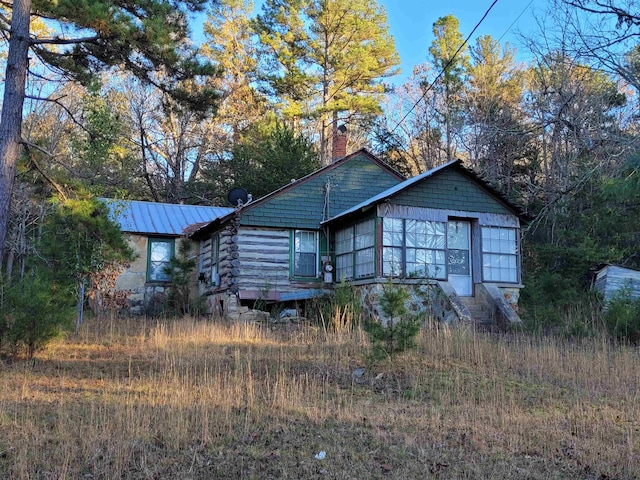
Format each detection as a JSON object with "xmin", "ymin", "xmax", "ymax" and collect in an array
[
  {"xmin": 392, "ymin": 169, "xmax": 511, "ymax": 215},
  {"xmin": 240, "ymin": 154, "xmax": 401, "ymax": 229}
]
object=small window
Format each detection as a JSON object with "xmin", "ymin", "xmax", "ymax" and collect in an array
[
  {"xmin": 148, "ymin": 238, "xmax": 174, "ymax": 282},
  {"xmin": 293, "ymin": 230, "xmax": 318, "ymax": 277},
  {"xmin": 482, "ymin": 227, "xmax": 519, "ymax": 283}
]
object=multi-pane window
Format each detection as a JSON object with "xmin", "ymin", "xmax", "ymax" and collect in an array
[
  {"xmin": 382, "ymin": 218, "xmax": 446, "ymax": 279},
  {"xmin": 406, "ymin": 220, "xmax": 446, "ymax": 278},
  {"xmin": 382, "ymin": 218, "xmax": 403, "ymax": 276},
  {"xmin": 293, "ymin": 230, "xmax": 317, "ymax": 277},
  {"xmin": 336, "ymin": 227, "xmax": 355, "ymax": 281},
  {"xmin": 336, "ymin": 219, "xmax": 375, "ymax": 281},
  {"xmin": 148, "ymin": 238, "xmax": 174, "ymax": 282},
  {"xmin": 482, "ymin": 227, "xmax": 518, "ymax": 282},
  {"xmin": 199, "ymin": 234, "xmax": 220, "ymax": 286}
]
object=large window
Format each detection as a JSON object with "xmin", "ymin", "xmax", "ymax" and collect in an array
[
  {"xmin": 482, "ymin": 227, "xmax": 518, "ymax": 283},
  {"xmin": 382, "ymin": 218, "xmax": 446, "ymax": 279},
  {"xmin": 335, "ymin": 219, "xmax": 375, "ymax": 281},
  {"xmin": 148, "ymin": 238, "xmax": 174, "ymax": 282},
  {"xmin": 293, "ymin": 230, "xmax": 318, "ymax": 277}
]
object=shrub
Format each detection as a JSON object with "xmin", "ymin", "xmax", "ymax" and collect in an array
[
  {"xmin": 365, "ymin": 279, "xmax": 420, "ymax": 360},
  {"xmin": 313, "ymin": 280, "xmax": 363, "ymax": 334},
  {"xmin": 164, "ymin": 238, "xmax": 205, "ymax": 316},
  {"xmin": 604, "ymin": 288, "xmax": 640, "ymax": 343},
  {"xmin": 0, "ymin": 274, "xmax": 74, "ymax": 358}
]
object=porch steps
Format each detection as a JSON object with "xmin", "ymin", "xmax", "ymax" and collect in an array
[{"xmin": 459, "ymin": 296, "xmax": 494, "ymax": 326}]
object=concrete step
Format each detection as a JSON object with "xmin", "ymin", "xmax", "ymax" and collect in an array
[{"xmin": 459, "ymin": 297, "xmax": 494, "ymax": 324}]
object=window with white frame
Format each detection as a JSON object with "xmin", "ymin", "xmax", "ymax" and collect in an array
[
  {"xmin": 148, "ymin": 238, "xmax": 174, "ymax": 282},
  {"xmin": 382, "ymin": 218, "xmax": 447, "ymax": 279},
  {"xmin": 335, "ymin": 219, "xmax": 375, "ymax": 281},
  {"xmin": 482, "ymin": 226, "xmax": 519, "ymax": 282},
  {"xmin": 293, "ymin": 230, "xmax": 318, "ymax": 277}
]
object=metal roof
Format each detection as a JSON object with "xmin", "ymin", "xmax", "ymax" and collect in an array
[{"xmin": 101, "ymin": 199, "xmax": 234, "ymax": 236}]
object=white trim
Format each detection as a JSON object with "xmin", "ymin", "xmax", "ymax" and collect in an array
[{"xmin": 378, "ymin": 204, "xmax": 519, "ymax": 228}]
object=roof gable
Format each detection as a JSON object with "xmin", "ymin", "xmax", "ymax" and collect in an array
[
  {"xmin": 102, "ymin": 199, "xmax": 233, "ymax": 236},
  {"xmin": 192, "ymin": 149, "xmax": 404, "ymax": 236},
  {"xmin": 324, "ymin": 159, "xmax": 526, "ymax": 224}
]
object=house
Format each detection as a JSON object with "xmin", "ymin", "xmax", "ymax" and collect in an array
[
  {"xmin": 591, "ymin": 264, "xmax": 640, "ymax": 303},
  {"xmin": 191, "ymin": 149, "xmax": 527, "ymax": 327},
  {"xmin": 102, "ymin": 199, "xmax": 233, "ymax": 315},
  {"xmin": 190, "ymin": 149, "xmax": 404, "ymax": 317}
]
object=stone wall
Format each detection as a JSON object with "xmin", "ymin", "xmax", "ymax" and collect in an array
[
  {"xmin": 356, "ymin": 281, "xmax": 460, "ymax": 326},
  {"xmin": 111, "ymin": 234, "xmax": 200, "ymax": 316}
]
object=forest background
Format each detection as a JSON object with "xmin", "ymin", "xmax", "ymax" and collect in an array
[{"xmin": 1, "ymin": 0, "xmax": 640, "ymax": 337}]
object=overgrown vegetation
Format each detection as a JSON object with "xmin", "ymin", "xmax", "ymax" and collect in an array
[
  {"xmin": 0, "ymin": 195, "xmax": 133, "ymax": 358},
  {"xmin": 603, "ymin": 288, "xmax": 640, "ymax": 343},
  {"xmin": 520, "ymin": 156, "xmax": 640, "ymax": 341},
  {"xmin": 0, "ymin": 274, "xmax": 73, "ymax": 358},
  {"xmin": 1, "ymin": 317, "xmax": 638, "ymax": 479},
  {"xmin": 164, "ymin": 238, "xmax": 205, "ymax": 317},
  {"xmin": 315, "ymin": 280, "xmax": 363, "ymax": 334}
]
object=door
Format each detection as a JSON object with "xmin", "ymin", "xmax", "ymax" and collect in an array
[{"xmin": 447, "ymin": 220, "xmax": 472, "ymax": 296}]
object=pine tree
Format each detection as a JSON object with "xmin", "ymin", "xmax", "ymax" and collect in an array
[
  {"xmin": 429, "ymin": 14, "xmax": 469, "ymax": 161},
  {"xmin": 254, "ymin": 0, "xmax": 400, "ymax": 165},
  {"xmin": 0, "ymin": 0, "xmax": 219, "ymax": 262}
]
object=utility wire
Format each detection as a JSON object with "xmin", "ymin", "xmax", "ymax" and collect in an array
[
  {"xmin": 497, "ymin": 0, "xmax": 535, "ymax": 43},
  {"xmin": 387, "ymin": 0, "xmax": 499, "ymax": 137}
]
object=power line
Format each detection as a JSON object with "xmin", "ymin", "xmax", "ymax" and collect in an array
[
  {"xmin": 497, "ymin": 0, "xmax": 535, "ymax": 43},
  {"xmin": 387, "ymin": 0, "xmax": 499, "ymax": 137}
]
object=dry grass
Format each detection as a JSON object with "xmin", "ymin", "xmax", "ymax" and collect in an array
[{"xmin": 1, "ymin": 317, "xmax": 639, "ymax": 479}]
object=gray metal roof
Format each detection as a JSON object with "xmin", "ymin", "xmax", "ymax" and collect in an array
[
  {"xmin": 101, "ymin": 199, "xmax": 234, "ymax": 236},
  {"xmin": 322, "ymin": 159, "xmax": 460, "ymax": 224}
]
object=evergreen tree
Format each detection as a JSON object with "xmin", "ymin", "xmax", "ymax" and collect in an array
[
  {"xmin": 0, "ymin": 0, "xmax": 219, "ymax": 263},
  {"xmin": 254, "ymin": 0, "xmax": 400, "ymax": 165},
  {"xmin": 226, "ymin": 121, "xmax": 319, "ymax": 198},
  {"xmin": 464, "ymin": 35, "xmax": 531, "ymax": 197},
  {"xmin": 429, "ymin": 14, "xmax": 469, "ymax": 161}
]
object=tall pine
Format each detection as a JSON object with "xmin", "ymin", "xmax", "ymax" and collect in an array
[
  {"xmin": 254, "ymin": 0, "xmax": 400, "ymax": 165},
  {"xmin": 0, "ymin": 0, "xmax": 218, "ymax": 262}
]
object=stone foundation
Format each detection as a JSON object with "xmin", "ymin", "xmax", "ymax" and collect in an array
[{"xmin": 356, "ymin": 281, "xmax": 460, "ymax": 325}]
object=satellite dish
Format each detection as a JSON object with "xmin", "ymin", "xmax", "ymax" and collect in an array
[{"xmin": 227, "ymin": 187, "xmax": 249, "ymax": 207}]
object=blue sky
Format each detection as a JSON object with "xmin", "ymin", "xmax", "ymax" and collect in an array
[
  {"xmin": 381, "ymin": 0, "xmax": 541, "ymax": 83},
  {"xmin": 191, "ymin": 0, "xmax": 543, "ymax": 85}
]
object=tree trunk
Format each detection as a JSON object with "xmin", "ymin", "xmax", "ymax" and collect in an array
[{"xmin": 0, "ymin": 0, "xmax": 31, "ymax": 263}]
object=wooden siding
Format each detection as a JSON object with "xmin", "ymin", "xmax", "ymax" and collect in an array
[
  {"xmin": 392, "ymin": 169, "xmax": 512, "ymax": 216},
  {"xmin": 237, "ymin": 228, "xmax": 293, "ymax": 292},
  {"xmin": 239, "ymin": 153, "xmax": 401, "ymax": 230},
  {"xmin": 595, "ymin": 265, "xmax": 640, "ymax": 302}
]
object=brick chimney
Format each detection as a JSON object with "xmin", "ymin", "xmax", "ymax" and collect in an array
[{"xmin": 331, "ymin": 124, "xmax": 347, "ymax": 162}]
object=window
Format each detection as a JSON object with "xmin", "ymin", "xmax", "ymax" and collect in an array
[
  {"xmin": 148, "ymin": 238, "xmax": 174, "ymax": 282},
  {"xmin": 335, "ymin": 219, "xmax": 375, "ymax": 281},
  {"xmin": 210, "ymin": 234, "xmax": 220, "ymax": 286},
  {"xmin": 382, "ymin": 218, "xmax": 447, "ymax": 279},
  {"xmin": 335, "ymin": 227, "xmax": 354, "ymax": 281},
  {"xmin": 482, "ymin": 227, "xmax": 519, "ymax": 283},
  {"xmin": 382, "ymin": 218, "xmax": 403, "ymax": 276},
  {"xmin": 198, "ymin": 233, "xmax": 220, "ymax": 286},
  {"xmin": 293, "ymin": 230, "xmax": 318, "ymax": 277}
]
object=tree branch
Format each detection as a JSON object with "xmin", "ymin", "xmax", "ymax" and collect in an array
[
  {"xmin": 30, "ymin": 34, "xmax": 101, "ymax": 46},
  {"xmin": 21, "ymin": 142, "xmax": 68, "ymax": 201},
  {"xmin": 24, "ymin": 94, "xmax": 91, "ymax": 136}
]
